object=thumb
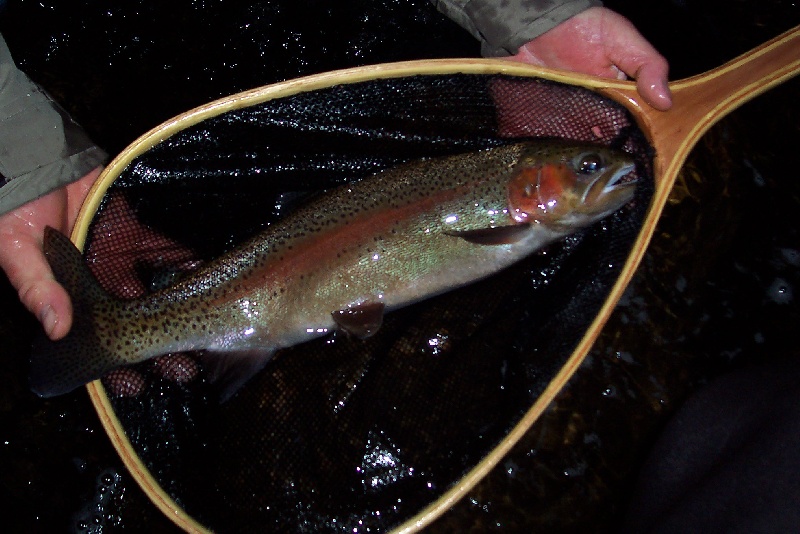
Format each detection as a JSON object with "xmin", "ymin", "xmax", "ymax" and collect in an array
[
  {"xmin": 0, "ymin": 170, "xmax": 99, "ymax": 341},
  {"xmin": 18, "ymin": 274, "xmax": 73, "ymax": 341},
  {"xmin": 606, "ymin": 32, "xmax": 673, "ymax": 111},
  {"xmin": 633, "ymin": 61, "xmax": 673, "ymax": 111},
  {"xmin": 0, "ymin": 230, "xmax": 74, "ymax": 340}
]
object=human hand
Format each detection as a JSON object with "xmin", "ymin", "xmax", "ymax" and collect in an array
[
  {"xmin": 510, "ymin": 7, "xmax": 672, "ymax": 111},
  {"xmin": 68, "ymin": 192, "xmax": 204, "ymax": 397},
  {"xmin": 0, "ymin": 167, "xmax": 102, "ymax": 340}
]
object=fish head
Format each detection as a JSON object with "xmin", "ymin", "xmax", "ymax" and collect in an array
[{"xmin": 507, "ymin": 144, "xmax": 637, "ymax": 228}]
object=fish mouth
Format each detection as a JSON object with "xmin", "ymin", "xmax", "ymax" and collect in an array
[{"xmin": 583, "ymin": 161, "xmax": 637, "ymax": 207}]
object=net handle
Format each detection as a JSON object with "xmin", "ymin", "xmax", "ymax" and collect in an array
[
  {"xmin": 397, "ymin": 24, "xmax": 800, "ymax": 534},
  {"xmin": 601, "ymin": 24, "xmax": 800, "ymax": 192}
]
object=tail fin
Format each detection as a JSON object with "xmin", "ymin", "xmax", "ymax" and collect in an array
[{"xmin": 29, "ymin": 227, "xmax": 122, "ymax": 397}]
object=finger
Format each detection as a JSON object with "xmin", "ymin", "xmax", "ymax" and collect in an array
[
  {"xmin": 0, "ymin": 170, "xmax": 98, "ymax": 340},
  {"xmin": 609, "ymin": 40, "xmax": 672, "ymax": 111},
  {"xmin": 5, "ymin": 243, "xmax": 73, "ymax": 339},
  {"xmin": 612, "ymin": 55, "xmax": 672, "ymax": 110},
  {"xmin": 634, "ymin": 61, "xmax": 673, "ymax": 111},
  {"xmin": 0, "ymin": 227, "xmax": 73, "ymax": 340},
  {"xmin": 18, "ymin": 275, "xmax": 73, "ymax": 340}
]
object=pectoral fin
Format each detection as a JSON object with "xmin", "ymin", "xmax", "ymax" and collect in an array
[
  {"xmin": 200, "ymin": 349, "xmax": 276, "ymax": 402},
  {"xmin": 332, "ymin": 302, "xmax": 385, "ymax": 339},
  {"xmin": 445, "ymin": 224, "xmax": 531, "ymax": 245}
]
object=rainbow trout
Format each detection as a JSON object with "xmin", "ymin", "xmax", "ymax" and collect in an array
[{"xmin": 30, "ymin": 141, "xmax": 636, "ymax": 399}]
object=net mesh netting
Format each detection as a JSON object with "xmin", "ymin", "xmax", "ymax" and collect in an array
[{"xmin": 82, "ymin": 73, "xmax": 653, "ymax": 532}]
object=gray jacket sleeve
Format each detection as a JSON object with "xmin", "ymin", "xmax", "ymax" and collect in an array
[
  {"xmin": 0, "ymin": 34, "xmax": 107, "ymax": 216},
  {"xmin": 431, "ymin": 0, "xmax": 603, "ymax": 56}
]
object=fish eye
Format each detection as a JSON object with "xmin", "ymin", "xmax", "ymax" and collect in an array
[{"xmin": 575, "ymin": 153, "xmax": 604, "ymax": 174}]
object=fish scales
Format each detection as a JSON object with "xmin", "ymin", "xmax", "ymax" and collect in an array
[
  {"xmin": 30, "ymin": 141, "xmax": 637, "ymax": 399},
  {"xmin": 118, "ymin": 145, "xmax": 526, "ymax": 350}
]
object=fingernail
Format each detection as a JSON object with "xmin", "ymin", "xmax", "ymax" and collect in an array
[
  {"xmin": 659, "ymin": 79, "xmax": 673, "ymax": 100},
  {"xmin": 40, "ymin": 306, "xmax": 59, "ymax": 338},
  {"xmin": 648, "ymin": 80, "xmax": 673, "ymax": 110},
  {"xmin": 662, "ymin": 82, "xmax": 672, "ymax": 98}
]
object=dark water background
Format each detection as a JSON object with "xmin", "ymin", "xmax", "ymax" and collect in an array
[{"xmin": 0, "ymin": 0, "xmax": 797, "ymax": 532}]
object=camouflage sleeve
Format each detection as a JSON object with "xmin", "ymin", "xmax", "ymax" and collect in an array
[
  {"xmin": 431, "ymin": 0, "xmax": 603, "ymax": 56},
  {"xmin": 0, "ymin": 34, "xmax": 107, "ymax": 216}
]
